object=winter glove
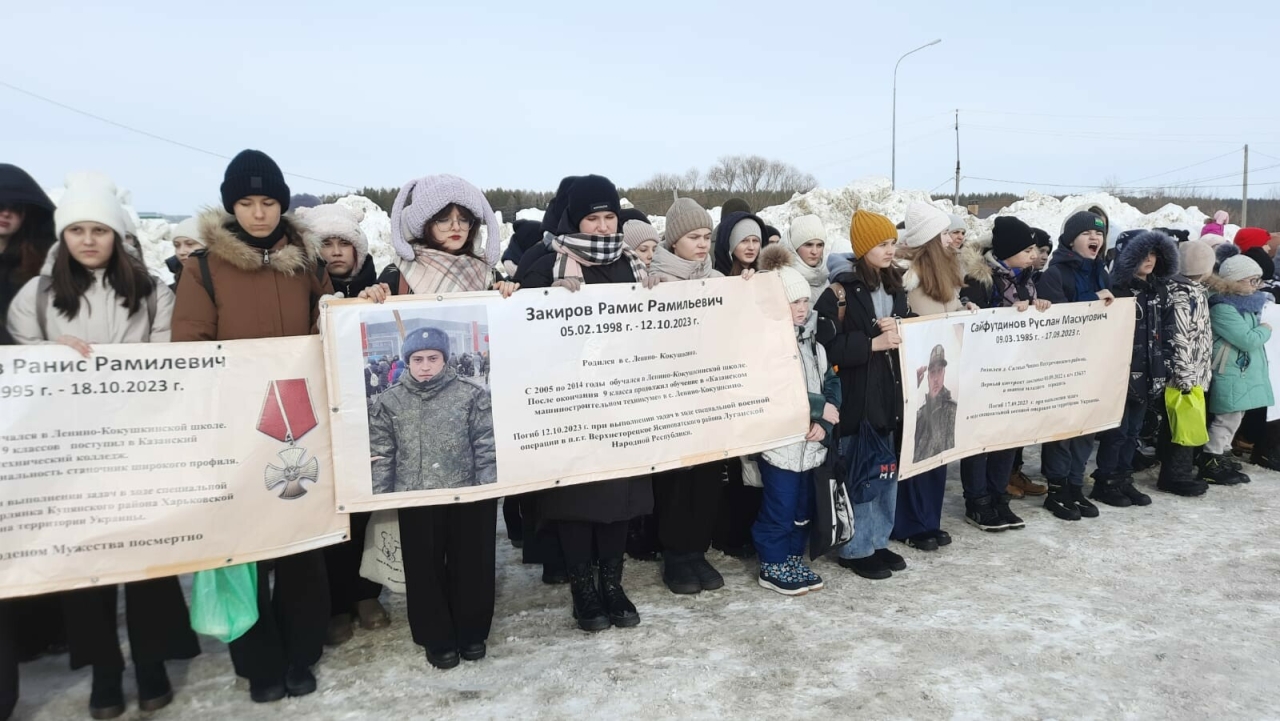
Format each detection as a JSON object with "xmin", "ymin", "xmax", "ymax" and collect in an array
[
  {"xmin": 319, "ymin": 292, "xmax": 344, "ymax": 302},
  {"xmin": 641, "ymin": 274, "xmax": 662, "ymax": 290},
  {"xmin": 551, "ymin": 277, "xmax": 583, "ymax": 293}
]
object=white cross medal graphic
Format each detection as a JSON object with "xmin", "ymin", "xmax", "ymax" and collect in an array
[{"xmin": 256, "ymin": 379, "xmax": 321, "ymax": 500}]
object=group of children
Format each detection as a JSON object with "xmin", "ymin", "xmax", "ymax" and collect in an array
[{"xmin": 0, "ymin": 151, "xmax": 1275, "ymax": 718}]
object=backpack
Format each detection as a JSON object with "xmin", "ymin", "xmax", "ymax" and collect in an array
[{"xmin": 35, "ymin": 276, "xmax": 157, "ymax": 341}]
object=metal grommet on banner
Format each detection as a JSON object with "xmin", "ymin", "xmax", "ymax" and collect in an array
[
  {"xmin": 338, "ymin": 505, "xmax": 345, "ymax": 512},
  {"xmin": 554, "ymin": 479, "xmax": 561, "ymax": 485},
  {"xmin": 331, "ymin": 407, "xmax": 339, "ymax": 414},
  {"xmin": 341, "ymin": 534, "xmax": 348, "ymax": 541},
  {"xmin": 453, "ymin": 496, "xmax": 460, "ymax": 502},
  {"xmin": 436, "ymin": 295, "xmax": 444, "ymax": 302},
  {"xmin": 543, "ymin": 290, "xmax": 549, "ymax": 296},
  {"xmin": 225, "ymin": 558, "xmax": 233, "ymax": 564},
  {"xmin": 89, "ymin": 577, "xmax": 99, "ymax": 584}
]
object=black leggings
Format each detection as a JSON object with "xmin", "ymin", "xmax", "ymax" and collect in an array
[{"xmin": 557, "ymin": 521, "xmax": 628, "ymax": 567}]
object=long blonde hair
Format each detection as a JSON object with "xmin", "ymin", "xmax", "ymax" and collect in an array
[{"xmin": 906, "ymin": 236, "xmax": 963, "ymax": 304}]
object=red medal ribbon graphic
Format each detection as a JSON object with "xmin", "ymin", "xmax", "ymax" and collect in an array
[{"xmin": 257, "ymin": 379, "xmax": 320, "ymax": 500}]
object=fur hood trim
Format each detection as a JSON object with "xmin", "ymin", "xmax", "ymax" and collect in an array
[
  {"xmin": 1113, "ymin": 230, "xmax": 1179, "ymax": 286},
  {"xmin": 196, "ymin": 208, "xmax": 321, "ymax": 275}
]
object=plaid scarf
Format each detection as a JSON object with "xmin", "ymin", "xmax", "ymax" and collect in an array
[
  {"xmin": 398, "ymin": 246, "xmax": 491, "ymax": 294},
  {"xmin": 552, "ymin": 233, "xmax": 648, "ymax": 283}
]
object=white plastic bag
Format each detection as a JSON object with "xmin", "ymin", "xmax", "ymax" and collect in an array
[{"xmin": 359, "ymin": 509, "xmax": 405, "ymax": 594}]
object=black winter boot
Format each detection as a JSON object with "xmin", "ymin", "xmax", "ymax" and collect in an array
[
  {"xmin": 1117, "ymin": 475, "xmax": 1152, "ymax": 506},
  {"xmin": 1198, "ymin": 453, "xmax": 1243, "ymax": 485},
  {"xmin": 689, "ymin": 553, "xmax": 725, "ymax": 591},
  {"xmin": 661, "ymin": 552, "xmax": 701, "ymax": 595},
  {"xmin": 1158, "ymin": 445, "xmax": 1209, "ymax": 496},
  {"xmin": 964, "ymin": 495, "xmax": 1008, "ymax": 532},
  {"xmin": 993, "ymin": 494, "xmax": 1025, "ymax": 530},
  {"xmin": 597, "ymin": 558, "xmax": 640, "ymax": 628},
  {"xmin": 135, "ymin": 661, "xmax": 174, "ymax": 712},
  {"xmin": 567, "ymin": 563, "xmax": 610, "ymax": 632},
  {"xmin": 89, "ymin": 666, "xmax": 125, "ymax": 720},
  {"xmin": 1043, "ymin": 485, "xmax": 1081, "ymax": 521},
  {"xmin": 1089, "ymin": 474, "xmax": 1132, "ymax": 508},
  {"xmin": 1069, "ymin": 485, "xmax": 1100, "ymax": 518}
]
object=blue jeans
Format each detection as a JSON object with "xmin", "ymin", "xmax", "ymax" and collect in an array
[
  {"xmin": 1093, "ymin": 398, "xmax": 1148, "ymax": 479},
  {"xmin": 837, "ymin": 436, "xmax": 897, "ymax": 560},
  {"xmin": 752, "ymin": 460, "xmax": 813, "ymax": 565},
  {"xmin": 960, "ymin": 448, "xmax": 1019, "ymax": 500},
  {"xmin": 1041, "ymin": 435, "xmax": 1096, "ymax": 486}
]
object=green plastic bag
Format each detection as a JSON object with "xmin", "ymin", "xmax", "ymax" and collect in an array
[
  {"xmin": 1166, "ymin": 386, "xmax": 1209, "ymax": 447},
  {"xmin": 189, "ymin": 563, "xmax": 259, "ymax": 643}
]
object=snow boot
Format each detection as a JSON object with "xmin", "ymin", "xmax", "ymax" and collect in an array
[
  {"xmin": 425, "ymin": 649, "xmax": 460, "ymax": 670},
  {"xmin": 993, "ymin": 495, "xmax": 1025, "ymax": 530},
  {"xmin": 1158, "ymin": 445, "xmax": 1209, "ymax": 496},
  {"xmin": 661, "ymin": 552, "xmax": 701, "ymax": 595},
  {"xmin": 1198, "ymin": 453, "xmax": 1243, "ymax": 486},
  {"xmin": 460, "ymin": 642, "xmax": 486, "ymax": 661},
  {"xmin": 567, "ymin": 563, "xmax": 610, "ymax": 632},
  {"xmin": 786, "ymin": 555, "xmax": 824, "ymax": 591},
  {"xmin": 1117, "ymin": 475, "xmax": 1152, "ymax": 506},
  {"xmin": 758, "ymin": 561, "xmax": 809, "ymax": 595},
  {"xmin": 249, "ymin": 678, "xmax": 286, "ymax": 704},
  {"xmin": 1043, "ymin": 485, "xmax": 1081, "ymax": 521},
  {"xmin": 689, "ymin": 554, "xmax": 725, "ymax": 591},
  {"xmin": 964, "ymin": 495, "xmax": 1008, "ymax": 532},
  {"xmin": 875, "ymin": 547, "xmax": 907, "ymax": 571},
  {"xmin": 1009, "ymin": 468, "xmax": 1048, "ymax": 497},
  {"xmin": 1088, "ymin": 475, "xmax": 1132, "ymax": 508},
  {"xmin": 284, "ymin": 665, "xmax": 316, "ymax": 697},
  {"xmin": 1069, "ymin": 484, "xmax": 1100, "ymax": 518},
  {"xmin": 598, "ymin": 558, "xmax": 640, "ymax": 628},
  {"xmin": 325, "ymin": 614, "xmax": 354, "ymax": 647},
  {"xmin": 903, "ymin": 532, "xmax": 939, "ymax": 551},
  {"xmin": 837, "ymin": 554, "xmax": 891, "ymax": 580},
  {"xmin": 88, "ymin": 666, "xmax": 125, "ymax": 720},
  {"xmin": 135, "ymin": 661, "xmax": 173, "ymax": 713}
]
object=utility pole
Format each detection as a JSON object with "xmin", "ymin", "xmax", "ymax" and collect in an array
[
  {"xmin": 954, "ymin": 109, "xmax": 961, "ymax": 207},
  {"xmin": 1242, "ymin": 144, "xmax": 1249, "ymax": 227}
]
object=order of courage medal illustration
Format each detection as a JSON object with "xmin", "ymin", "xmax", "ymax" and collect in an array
[{"xmin": 257, "ymin": 379, "xmax": 321, "ymax": 499}]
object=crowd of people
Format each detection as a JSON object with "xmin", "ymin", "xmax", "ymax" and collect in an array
[{"xmin": 0, "ymin": 152, "xmax": 1277, "ymax": 719}]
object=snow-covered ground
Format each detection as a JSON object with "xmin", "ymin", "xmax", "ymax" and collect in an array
[{"xmin": 15, "ymin": 451, "xmax": 1280, "ymax": 720}]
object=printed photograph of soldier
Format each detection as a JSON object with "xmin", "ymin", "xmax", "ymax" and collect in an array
[
  {"xmin": 911, "ymin": 325, "xmax": 963, "ymax": 463},
  {"xmin": 362, "ymin": 305, "xmax": 497, "ymax": 494}
]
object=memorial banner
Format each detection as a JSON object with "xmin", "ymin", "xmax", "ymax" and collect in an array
[
  {"xmin": 322, "ymin": 275, "xmax": 811, "ymax": 511},
  {"xmin": 0, "ymin": 337, "xmax": 349, "ymax": 599},
  {"xmin": 896, "ymin": 298, "xmax": 1136, "ymax": 478}
]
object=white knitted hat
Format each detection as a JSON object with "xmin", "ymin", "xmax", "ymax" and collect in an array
[
  {"xmin": 777, "ymin": 265, "xmax": 811, "ymax": 304},
  {"xmin": 296, "ymin": 203, "xmax": 369, "ymax": 270},
  {"xmin": 170, "ymin": 217, "xmax": 205, "ymax": 247},
  {"xmin": 390, "ymin": 174, "xmax": 501, "ymax": 266},
  {"xmin": 54, "ymin": 171, "xmax": 128, "ymax": 241},
  {"xmin": 1219, "ymin": 255, "xmax": 1263, "ymax": 283},
  {"xmin": 899, "ymin": 201, "xmax": 952, "ymax": 249},
  {"xmin": 787, "ymin": 214, "xmax": 827, "ymax": 251}
]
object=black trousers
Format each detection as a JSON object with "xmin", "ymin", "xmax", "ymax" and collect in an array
[
  {"xmin": 714, "ymin": 459, "xmax": 761, "ymax": 552},
  {"xmin": 9, "ymin": 594, "xmax": 64, "ymax": 661},
  {"xmin": 324, "ymin": 511, "xmax": 382, "ymax": 616},
  {"xmin": 557, "ymin": 520, "xmax": 628, "ymax": 567},
  {"xmin": 62, "ymin": 578, "xmax": 200, "ymax": 672},
  {"xmin": 653, "ymin": 463, "xmax": 723, "ymax": 554},
  {"xmin": 399, "ymin": 500, "xmax": 497, "ymax": 654},
  {"xmin": 0, "ymin": 601, "xmax": 17, "ymax": 721},
  {"xmin": 502, "ymin": 495, "xmax": 524, "ymax": 542},
  {"xmin": 228, "ymin": 550, "xmax": 328, "ymax": 681}
]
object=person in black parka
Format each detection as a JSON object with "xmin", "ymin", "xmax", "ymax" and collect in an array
[{"xmin": 518, "ymin": 175, "xmax": 655, "ymax": 633}]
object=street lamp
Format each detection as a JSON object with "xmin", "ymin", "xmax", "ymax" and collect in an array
[{"xmin": 892, "ymin": 38, "xmax": 941, "ymax": 190}]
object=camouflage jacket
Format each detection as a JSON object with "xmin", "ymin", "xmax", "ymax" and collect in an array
[{"xmin": 913, "ymin": 387, "xmax": 957, "ymax": 463}]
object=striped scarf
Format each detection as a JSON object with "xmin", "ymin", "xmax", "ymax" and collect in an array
[
  {"xmin": 552, "ymin": 233, "xmax": 648, "ymax": 283},
  {"xmin": 398, "ymin": 246, "xmax": 491, "ymax": 294}
]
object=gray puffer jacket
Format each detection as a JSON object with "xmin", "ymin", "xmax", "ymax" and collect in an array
[{"xmin": 369, "ymin": 366, "xmax": 496, "ymax": 493}]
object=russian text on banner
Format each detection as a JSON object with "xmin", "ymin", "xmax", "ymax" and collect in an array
[
  {"xmin": 1264, "ymin": 305, "xmax": 1280, "ymax": 423},
  {"xmin": 323, "ymin": 275, "xmax": 811, "ymax": 511},
  {"xmin": 896, "ymin": 298, "xmax": 1136, "ymax": 478},
  {"xmin": 0, "ymin": 337, "xmax": 349, "ymax": 599}
]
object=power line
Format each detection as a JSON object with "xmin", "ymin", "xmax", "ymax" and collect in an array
[
  {"xmin": 0, "ymin": 80, "xmax": 355, "ymax": 190},
  {"xmin": 964, "ymin": 123, "xmax": 1261, "ymax": 146},
  {"xmin": 1117, "ymin": 149, "xmax": 1242, "ymax": 186},
  {"xmin": 960, "ymin": 108, "xmax": 1280, "ymax": 124}
]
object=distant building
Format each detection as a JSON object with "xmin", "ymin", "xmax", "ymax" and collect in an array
[{"xmin": 363, "ymin": 317, "xmax": 489, "ymax": 362}]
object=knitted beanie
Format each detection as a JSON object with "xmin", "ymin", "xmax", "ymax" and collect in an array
[
  {"xmin": 1214, "ymin": 210, "xmax": 1230, "ymax": 225},
  {"xmin": 763, "ymin": 225, "xmax": 781, "ymax": 242},
  {"xmin": 721, "ymin": 198, "xmax": 751, "ymax": 216},
  {"xmin": 618, "ymin": 207, "xmax": 649, "ymax": 227},
  {"xmin": 948, "ymin": 214, "xmax": 966, "ymax": 233},
  {"xmin": 221, "ymin": 150, "xmax": 290, "ymax": 213},
  {"xmin": 1234, "ymin": 227, "xmax": 1271, "ymax": 253},
  {"xmin": 1199, "ymin": 233, "xmax": 1227, "ymax": 247},
  {"xmin": 1031, "ymin": 227, "xmax": 1052, "ymax": 250},
  {"xmin": 663, "ymin": 198, "xmax": 713, "ymax": 248},
  {"xmin": 1216, "ymin": 243, "xmax": 1241, "ymax": 266},
  {"xmin": 787, "ymin": 214, "xmax": 826, "ymax": 251},
  {"xmin": 295, "ymin": 203, "xmax": 369, "ymax": 270},
  {"xmin": 760, "ymin": 244, "xmax": 810, "ymax": 304},
  {"xmin": 401, "ymin": 326, "xmax": 451, "ymax": 362},
  {"xmin": 777, "ymin": 265, "xmax": 811, "ymax": 304},
  {"xmin": 1060, "ymin": 211, "xmax": 1106, "ymax": 248},
  {"xmin": 622, "ymin": 220, "xmax": 659, "ymax": 251},
  {"xmin": 899, "ymin": 201, "xmax": 951, "ymax": 249},
  {"xmin": 991, "ymin": 216, "xmax": 1036, "ymax": 261},
  {"xmin": 390, "ymin": 174, "xmax": 501, "ymax": 267},
  {"xmin": 566, "ymin": 175, "xmax": 621, "ymax": 231},
  {"xmin": 1179, "ymin": 240, "xmax": 1215, "ymax": 278},
  {"xmin": 170, "ymin": 217, "xmax": 204, "ymax": 247},
  {"xmin": 849, "ymin": 209, "xmax": 898, "ymax": 258},
  {"xmin": 728, "ymin": 218, "xmax": 763, "ymax": 253},
  {"xmin": 54, "ymin": 171, "xmax": 128, "ymax": 240},
  {"xmin": 1219, "ymin": 255, "xmax": 1263, "ymax": 283}
]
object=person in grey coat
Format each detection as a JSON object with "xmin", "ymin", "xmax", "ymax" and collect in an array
[
  {"xmin": 369, "ymin": 326, "xmax": 496, "ymax": 493},
  {"xmin": 366, "ymin": 325, "xmax": 498, "ymax": 671}
]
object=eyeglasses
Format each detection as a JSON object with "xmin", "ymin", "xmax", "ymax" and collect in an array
[
  {"xmin": 432, "ymin": 216, "xmax": 475, "ymax": 230},
  {"xmin": 1250, "ymin": 278, "xmax": 1265, "ymax": 288}
]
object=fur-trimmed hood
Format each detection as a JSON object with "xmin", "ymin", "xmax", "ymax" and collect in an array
[
  {"xmin": 1112, "ymin": 230, "xmax": 1179, "ymax": 287},
  {"xmin": 960, "ymin": 239, "xmax": 993, "ymax": 289},
  {"xmin": 196, "ymin": 208, "xmax": 321, "ymax": 276}
]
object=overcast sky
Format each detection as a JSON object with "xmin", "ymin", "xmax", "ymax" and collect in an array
[{"xmin": 6, "ymin": 0, "xmax": 1280, "ymax": 214}]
